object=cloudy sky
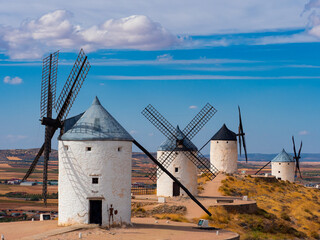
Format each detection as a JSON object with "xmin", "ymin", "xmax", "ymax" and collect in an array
[{"xmin": 0, "ymin": 0, "xmax": 320, "ymax": 154}]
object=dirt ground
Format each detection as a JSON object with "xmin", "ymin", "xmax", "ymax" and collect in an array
[
  {"xmin": 0, "ymin": 218, "xmax": 239, "ymax": 240},
  {"xmin": 0, "ymin": 220, "xmax": 58, "ymax": 239}
]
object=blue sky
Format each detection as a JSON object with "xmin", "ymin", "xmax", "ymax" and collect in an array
[{"xmin": 0, "ymin": 0, "xmax": 320, "ymax": 154}]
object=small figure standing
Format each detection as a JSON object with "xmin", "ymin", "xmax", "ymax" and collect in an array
[{"xmin": 108, "ymin": 204, "xmax": 114, "ymax": 225}]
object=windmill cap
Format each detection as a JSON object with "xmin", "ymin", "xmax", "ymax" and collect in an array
[
  {"xmin": 272, "ymin": 149, "xmax": 294, "ymax": 162},
  {"xmin": 158, "ymin": 125, "xmax": 198, "ymax": 151},
  {"xmin": 211, "ymin": 124, "xmax": 237, "ymax": 141},
  {"xmin": 60, "ymin": 96, "xmax": 133, "ymax": 141}
]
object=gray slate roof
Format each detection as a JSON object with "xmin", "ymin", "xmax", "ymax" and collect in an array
[
  {"xmin": 158, "ymin": 125, "xmax": 198, "ymax": 151},
  {"xmin": 61, "ymin": 97, "xmax": 133, "ymax": 141},
  {"xmin": 211, "ymin": 124, "xmax": 237, "ymax": 141},
  {"xmin": 272, "ymin": 149, "xmax": 294, "ymax": 162}
]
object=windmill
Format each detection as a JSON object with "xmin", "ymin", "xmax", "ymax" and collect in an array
[
  {"xmin": 22, "ymin": 49, "xmax": 90, "ymax": 206},
  {"xmin": 141, "ymin": 103, "xmax": 219, "ymax": 183},
  {"xmin": 208, "ymin": 106, "xmax": 247, "ymax": 174},
  {"xmin": 292, "ymin": 136, "xmax": 303, "ymax": 179},
  {"xmin": 255, "ymin": 136, "xmax": 303, "ymax": 180}
]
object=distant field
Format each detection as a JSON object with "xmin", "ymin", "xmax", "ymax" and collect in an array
[
  {"xmin": 0, "ymin": 197, "xmax": 57, "ymax": 211},
  {"xmin": 0, "ymin": 184, "xmax": 58, "ymax": 195}
]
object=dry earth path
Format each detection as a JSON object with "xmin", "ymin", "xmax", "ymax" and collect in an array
[{"xmin": 0, "ymin": 219, "xmax": 239, "ymax": 240}]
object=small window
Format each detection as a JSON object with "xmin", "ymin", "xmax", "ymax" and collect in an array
[
  {"xmin": 86, "ymin": 147, "xmax": 92, "ymax": 151},
  {"xmin": 279, "ymin": 163, "xmax": 281, "ymax": 165},
  {"xmin": 175, "ymin": 167, "xmax": 179, "ymax": 173},
  {"xmin": 278, "ymin": 171, "xmax": 280, "ymax": 173},
  {"xmin": 226, "ymin": 141, "xmax": 229, "ymax": 143},
  {"xmin": 92, "ymin": 178, "xmax": 98, "ymax": 184},
  {"xmin": 217, "ymin": 141, "xmax": 219, "ymax": 143},
  {"xmin": 288, "ymin": 163, "xmax": 290, "ymax": 165},
  {"xmin": 64, "ymin": 145, "xmax": 69, "ymax": 151},
  {"xmin": 118, "ymin": 147, "xmax": 122, "ymax": 152}
]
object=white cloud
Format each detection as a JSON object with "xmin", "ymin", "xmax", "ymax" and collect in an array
[
  {"xmin": 189, "ymin": 105, "xmax": 198, "ymax": 109},
  {"xmin": 130, "ymin": 130, "xmax": 138, "ymax": 135},
  {"xmin": 299, "ymin": 130, "xmax": 309, "ymax": 135},
  {"xmin": 3, "ymin": 76, "xmax": 23, "ymax": 85},
  {"xmin": 0, "ymin": 0, "xmax": 308, "ymax": 35},
  {"xmin": 301, "ymin": 1, "xmax": 320, "ymax": 40},
  {"xmin": 91, "ymin": 58, "xmax": 256, "ymax": 66},
  {"xmin": 255, "ymin": 33, "xmax": 318, "ymax": 45},
  {"xmin": 156, "ymin": 54, "xmax": 173, "ymax": 61},
  {"xmin": 0, "ymin": 10, "xmax": 179, "ymax": 59}
]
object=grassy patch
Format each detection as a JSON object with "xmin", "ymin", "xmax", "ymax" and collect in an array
[
  {"xmin": 216, "ymin": 175, "xmax": 320, "ymax": 239},
  {"xmin": 153, "ymin": 213, "xmax": 189, "ymax": 222}
]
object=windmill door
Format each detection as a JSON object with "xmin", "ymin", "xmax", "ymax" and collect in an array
[
  {"xmin": 173, "ymin": 182, "xmax": 180, "ymax": 196},
  {"xmin": 89, "ymin": 200, "xmax": 102, "ymax": 225}
]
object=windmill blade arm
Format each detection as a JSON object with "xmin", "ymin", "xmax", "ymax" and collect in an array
[
  {"xmin": 182, "ymin": 149, "xmax": 219, "ymax": 180},
  {"xmin": 296, "ymin": 155, "xmax": 303, "ymax": 180},
  {"xmin": 41, "ymin": 51, "xmax": 59, "ymax": 118},
  {"xmin": 298, "ymin": 167, "xmax": 303, "ymax": 179},
  {"xmin": 255, "ymin": 161, "xmax": 271, "ymax": 175},
  {"xmin": 292, "ymin": 136, "xmax": 297, "ymax": 157},
  {"xmin": 155, "ymin": 148, "xmax": 179, "ymax": 180},
  {"xmin": 197, "ymin": 138, "xmax": 211, "ymax": 153},
  {"xmin": 147, "ymin": 144, "xmax": 179, "ymax": 182},
  {"xmin": 22, "ymin": 144, "xmax": 45, "ymax": 181},
  {"xmin": 179, "ymin": 134, "xmax": 218, "ymax": 179},
  {"xmin": 133, "ymin": 139, "xmax": 212, "ymax": 216},
  {"xmin": 242, "ymin": 134, "xmax": 248, "ymax": 162},
  {"xmin": 141, "ymin": 104, "xmax": 177, "ymax": 141},
  {"xmin": 22, "ymin": 126, "xmax": 58, "ymax": 181},
  {"xmin": 238, "ymin": 132, "xmax": 242, "ymax": 156},
  {"xmin": 55, "ymin": 49, "xmax": 90, "ymax": 121},
  {"xmin": 182, "ymin": 103, "xmax": 217, "ymax": 140},
  {"xmin": 298, "ymin": 141, "xmax": 302, "ymax": 157}
]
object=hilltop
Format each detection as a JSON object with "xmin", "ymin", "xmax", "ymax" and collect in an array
[{"xmin": 205, "ymin": 175, "xmax": 320, "ymax": 239}]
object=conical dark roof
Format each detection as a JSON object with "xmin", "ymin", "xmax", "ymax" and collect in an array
[
  {"xmin": 158, "ymin": 125, "xmax": 198, "ymax": 151},
  {"xmin": 211, "ymin": 124, "xmax": 237, "ymax": 141},
  {"xmin": 61, "ymin": 97, "xmax": 133, "ymax": 141}
]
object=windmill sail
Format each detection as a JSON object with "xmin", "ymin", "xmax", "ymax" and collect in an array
[{"xmin": 23, "ymin": 49, "xmax": 90, "ymax": 206}]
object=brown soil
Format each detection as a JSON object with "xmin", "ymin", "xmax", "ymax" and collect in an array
[
  {"xmin": 0, "ymin": 218, "xmax": 238, "ymax": 240},
  {"xmin": 0, "ymin": 220, "xmax": 58, "ymax": 239}
]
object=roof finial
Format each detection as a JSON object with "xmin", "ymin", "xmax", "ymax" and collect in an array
[{"xmin": 92, "ymin": 96, "xmax": 101, "ymax": 105}]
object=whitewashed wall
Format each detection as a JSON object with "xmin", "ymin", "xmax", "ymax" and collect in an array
[
  {"xmin": 58, "ymin": 140, "xmax": 132, "ymax": 227},
  {"xmin": 210, "ymin": 140, "xmax": 238, "ymax": 174},
  {"xmin": 271, "ymin": 161, "xmax": 295, "ymax": 182},
  {"xmin": 156, "ymin": 150, "xmax": 198, "ymax": 197}
]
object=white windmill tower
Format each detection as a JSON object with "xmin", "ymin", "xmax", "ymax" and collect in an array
[
  {"xmin": 210, "ymin": 107, "xmax": 248, "ymax": 174},
  {"xmin": 58, "ymin": 97, "xmax": 133, "ymax": 227},
  {"xmin": 271, "ymin": 149, "xmax": 295, "ymax": 182},
  {"xmin": 210, "ymin": 124, "xmax": 238, "ymax": 174},
  {"xmin": 157, "ymin": 126, "xmax": 198, "ymax": 197}
]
